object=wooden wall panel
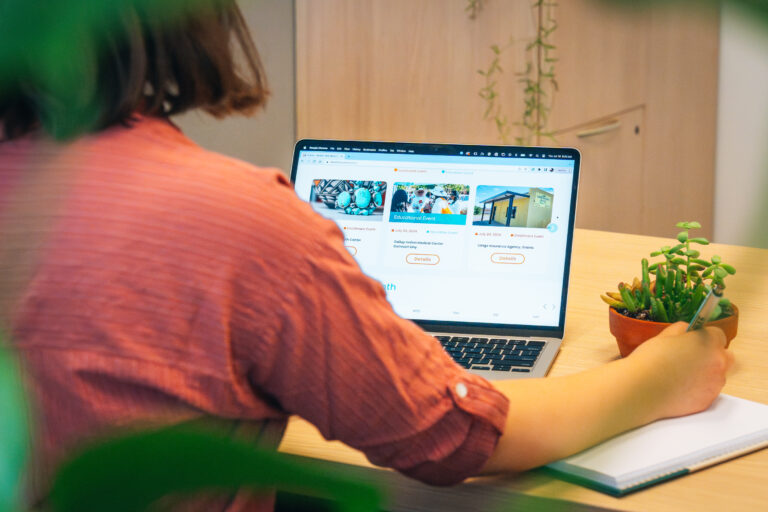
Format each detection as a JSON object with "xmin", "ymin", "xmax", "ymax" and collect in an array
[
  {"xmin": 295, "ymin": 1, "xmax": 719, "ymax": 238},
  {"xmin": 549, "ymin": 0, "xmax": 650, "ymax": 132},
  {"xmin": 641, "ymin": 7, "xmax": 720, "ymax": 239},
  {"xmin": 296, "ymin": 0, "xmax": 536, "ymax": 143}
]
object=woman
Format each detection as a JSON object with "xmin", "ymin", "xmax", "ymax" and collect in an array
[{"xmin": 0, "ymin": 1, "xmax": 732, "ymax": 510}]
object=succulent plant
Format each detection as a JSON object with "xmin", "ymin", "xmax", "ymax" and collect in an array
[{"xmin": 601, "ymin": 221, "xmax": 736, "ymax": 323}]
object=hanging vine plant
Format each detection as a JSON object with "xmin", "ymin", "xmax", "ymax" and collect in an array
[
  {"xmin": 465, "ymin": 0, "xmax": 486, "ymax": 19},
  {"xmin": 468, "ymin": 0, "xmax": 559, "ymax": 145}
]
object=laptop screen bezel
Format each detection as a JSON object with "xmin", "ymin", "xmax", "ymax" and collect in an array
[{"xmin": 290, "ymin": 139, "xmax": 581, "ymax": 339}]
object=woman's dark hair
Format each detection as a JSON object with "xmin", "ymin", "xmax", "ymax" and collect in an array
[{"xmin": 0, "ymin": 0, "xmax": 268, "ymax": 140}]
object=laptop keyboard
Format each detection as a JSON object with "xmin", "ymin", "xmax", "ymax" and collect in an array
[{"xmin": 435, "ymin": 336, "xmax": 545, "ymax": 373}]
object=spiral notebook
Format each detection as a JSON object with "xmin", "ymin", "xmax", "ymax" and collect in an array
[{"xmin": 546, "ymin": 395, "xmax": 768, "ymax": 496}]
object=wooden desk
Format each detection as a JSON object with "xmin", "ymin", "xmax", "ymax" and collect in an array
[{"xmin": 279, "ymin": 229, "xmax": 768, "ymax": 511}]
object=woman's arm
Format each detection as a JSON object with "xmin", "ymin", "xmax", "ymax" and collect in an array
[{"xmin": 482, "ymin": 323, "xmax": 733, "ymax": 473}]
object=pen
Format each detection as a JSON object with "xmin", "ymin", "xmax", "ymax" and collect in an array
[{"xmin": 687, "ymin": 285, "xmax": 724, "ymax": 332}]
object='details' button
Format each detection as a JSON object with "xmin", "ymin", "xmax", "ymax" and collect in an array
[
  {"xmin": 490, "ymin": 253, "xmax": 525, "ymax": 264},
  {"xmin": 406, "ymin": 253, "xmax": 441, "ymax": 265}
]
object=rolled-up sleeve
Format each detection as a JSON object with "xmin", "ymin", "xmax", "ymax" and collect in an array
[{"xmin": 231, "ymin": 174, "xmax": 509, "ymax": 485}]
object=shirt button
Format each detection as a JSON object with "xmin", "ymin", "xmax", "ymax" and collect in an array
[{"xmin": 455, "ymin": 382, "xmax": 468, "ymax": 398}]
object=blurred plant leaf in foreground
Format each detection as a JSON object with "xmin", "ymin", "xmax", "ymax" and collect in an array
[
  {"xmin": 0, "ymin": 336, "xmax": 29, "ymax": 512},
  {"xmin": 48, "ymin": 424, "xmax": 381, "ymax": 512},
  {"xmin": 0, "ymin": 0, "xmax": 217, "ymax": 140},
  {"xmin": 601, "ymin": 0, "xmax": 768, "ymax": 25}
]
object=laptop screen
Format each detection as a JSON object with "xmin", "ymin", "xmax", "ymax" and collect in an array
[{"xmin": 291, "ymin": 140, "xmax": 580, "ymax": 334}]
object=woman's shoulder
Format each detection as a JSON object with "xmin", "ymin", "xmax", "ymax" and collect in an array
[
  {"xmin": 103, "ymin": 116, "xmax": 283, "ymax": 181},
  {"xmin": 70, "ymin": 116, "xmax": 292, "ymax": 205},
  {"xmin": 97, "ymin": 116, "xmax": 341, "ymax": 245}
]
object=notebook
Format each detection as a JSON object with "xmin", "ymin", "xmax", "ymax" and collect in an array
[{"xmin": 546, "ymin": 395, "xmax": 768, "ymax": 496}]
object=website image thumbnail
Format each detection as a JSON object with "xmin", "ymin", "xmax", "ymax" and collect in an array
[
  {"xmin": 473, "ymin": 186, "xmax": 554, "ymax": 228},
  {"xmin": 309, "ymin": 179, "xmax": 387, "ymax": 221},
  {"xmin": 389, "ymin": 183, "xmax": 470, "ymax": 225}
]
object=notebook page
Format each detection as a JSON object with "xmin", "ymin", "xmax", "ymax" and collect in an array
[{"xmin": 550, "ymin": 395, "xmax": 768, "ymax": 483}]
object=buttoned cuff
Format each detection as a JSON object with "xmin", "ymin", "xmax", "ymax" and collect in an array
[{"xmin": 446, "ymin": 372, "xmax": 509, "ymax": 436}]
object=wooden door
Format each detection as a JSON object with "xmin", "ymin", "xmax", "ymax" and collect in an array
[
  {"xmin": 556, "ymin": 107, "xmax": 645, "ymax": 234},
  {"xmin": 549, "ymin": 0, "xmax": 719, "ymax": 238}
]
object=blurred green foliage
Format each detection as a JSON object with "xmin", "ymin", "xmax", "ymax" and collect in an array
[
  {"xmin": 602, "ymin": 0, "xmax": 768, "ymax": 23},
  {"xmin": 0, "ymin": 0, "xmax": 218, "ymax": 140},
  {"xmin": 0, "ymin": 338, "xmax": 29, "ymax": 512},
  {"xmin": 48, "ymin": 425, "xmax": 381, "ymax": 512}
]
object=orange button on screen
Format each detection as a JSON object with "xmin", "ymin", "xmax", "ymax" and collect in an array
[
  {"xmin": 406, "ymin": 254, "xmax": 440, "ymax": 265},
  {"xmin": 491, "ymin": 253, "xmax": 525, "ymax": 264}
]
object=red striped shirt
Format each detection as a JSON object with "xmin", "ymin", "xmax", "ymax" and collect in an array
[{"xmin": 0, "ymin": 117, "xmax": 509, "ymax": 510}]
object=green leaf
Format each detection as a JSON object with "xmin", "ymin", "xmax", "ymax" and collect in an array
[
  {"xmin": 669, "ymin": 244, "xmax": 685, "ymax": 254},
  {"xmin": 691, "ymin": 285, "xmax": 706, "ymax": 310},
  {"xmin": 692, "ymin": 258, "xmax": 711, "ymax": 266},
  {"xmin": 714, "ymin": 267, "xmax": 728, "ymax": 279},
  {"xmin": 655, "ymin": 265, "xmax": 666, "ymax": 298},
  {"xmin": 676, "ymin": 231, "xmax": 689, "ymax": 243},
  {"xmin": 650, "ymin": 251, "xmax": 662, "ymax": 257},
  {"xmin": 721, "ymin": 264, "xmax": 736, "ymax": 275},
  {"xmin": 665, "ymin": 268, "xmax": 675, "ymax": 295},
  {"xmin": 674, "ymin": 269, "xmax": 683, "ymax": 294},
  {"xmin": 671, "ymin": 257, "xmax": 687, "ymax": 265},
  {"xmin": 688, "ymin": 221, "xmax": 702, "ymax": 229},
  {"xmin": 711, "ymin": 255, "xmax": 722, "ymax": 264},
  {"xmin": 676, "ymin": 221, "xmax": 690, "ymax": 229},
  {"xmin": 641, "ymin": 282, "xmax": 652, "ymax": 308},
  {"xmin": 0, "ymin": 339, "xmax": 29, "ymax": 512},
  {"xmin": 641, "ymin": 258, "xmax": 650, "ymax": 286},
  {"xmin": 619, "ymin": 286, "xmax": 638, "ymax": 313},
  {"xmin": 685, "ymin": 249, "xmax": 700, "ymax": 258},
  {"xmin": 49, "ymin": 425, "xmax": 382, "ymax": 512},
  {"xmin": 652, "ymin": 297, "xmax": 669, "ymax": 323},
  {"xmin": 689, "ymin": 237, "xmax": 709, "ymax": 245}
]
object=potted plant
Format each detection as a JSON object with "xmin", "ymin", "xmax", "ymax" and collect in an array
[{"xmin": 601, "ymin": 221, "xmax": 739, "ymax": 357}]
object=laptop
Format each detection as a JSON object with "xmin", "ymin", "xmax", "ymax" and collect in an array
[{"xmin": 291, "ymin": 140, "xmax": 580, "ymax": 379}]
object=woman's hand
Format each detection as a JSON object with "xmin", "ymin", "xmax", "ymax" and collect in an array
[{"xmin": 630, "ymin": 322, "xmax": 734, "ymax": 420}]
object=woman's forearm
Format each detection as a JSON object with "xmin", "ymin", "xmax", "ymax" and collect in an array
[{"xmin": 481, "ymin": 356, "xmax": 659, "ymax": 474}]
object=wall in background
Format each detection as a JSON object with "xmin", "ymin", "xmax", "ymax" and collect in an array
[
  {"xmin": 167, "ymin": 1, "xmax": 768, "ymax": 248},
  {"xmin": 714, "ymin": 4, "xmax": 768, "ymax": 248},
  {"xmin": 296, "ymin": 0, "xmax": 720, "ymax": 239},
  {"xmin": 173, "ymin": 0, "xmax": 296, "ymax": 174}
]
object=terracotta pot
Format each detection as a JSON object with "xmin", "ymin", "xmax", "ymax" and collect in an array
[{"xmin": 608, "ymin": 305, "xmax": 739, "ymax": 357}]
